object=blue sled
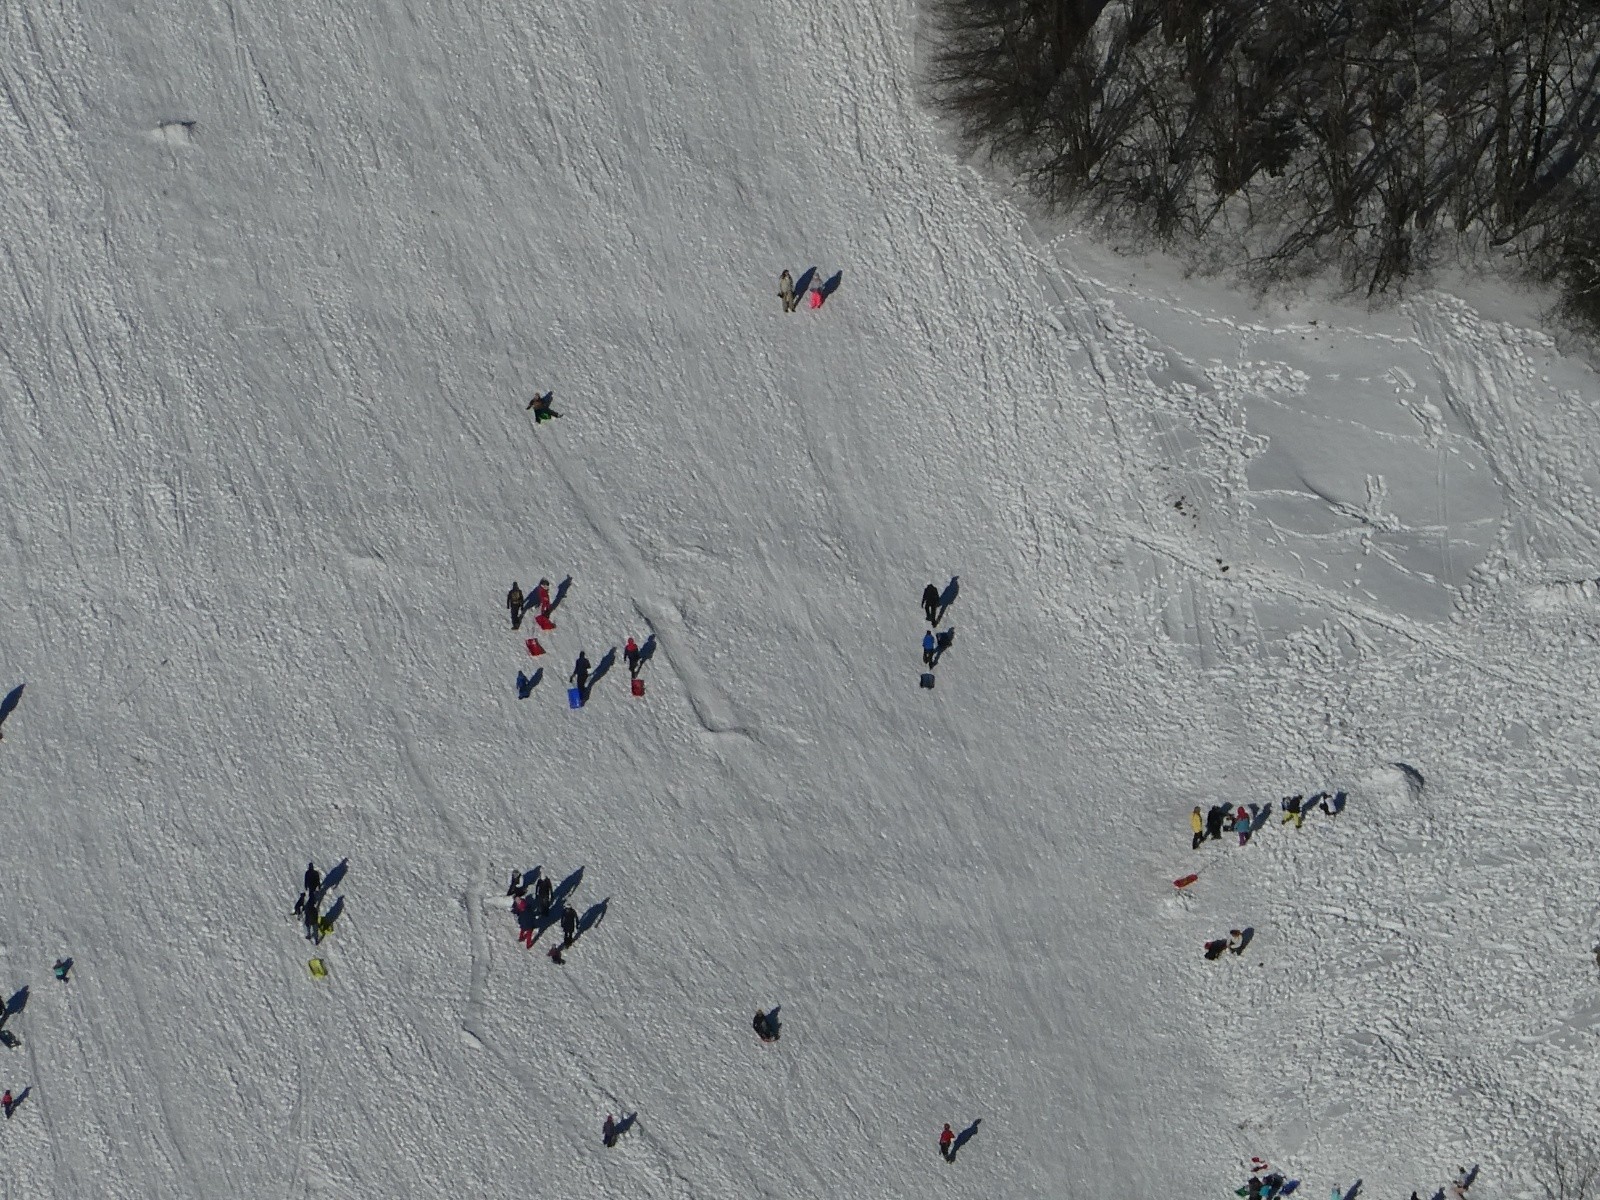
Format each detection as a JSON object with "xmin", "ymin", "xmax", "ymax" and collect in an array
[{"xmin": 568, "ymin": 686, "xmax": 584, "ymax": 709}]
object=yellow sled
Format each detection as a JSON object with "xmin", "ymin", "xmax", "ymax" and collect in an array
[{"xmin": 308, "ymin": 958, "xmax": 328, "ymax": 978}]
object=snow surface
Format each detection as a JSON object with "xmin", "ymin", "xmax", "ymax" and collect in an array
[{"xmin": 2, "ymin": 0, "xmax": 1599, "ymax": 1196}]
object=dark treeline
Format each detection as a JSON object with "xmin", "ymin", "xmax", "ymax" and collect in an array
[{"xmin": 930, "ymin": 0, "xmax": 1600, "ymax": 317}]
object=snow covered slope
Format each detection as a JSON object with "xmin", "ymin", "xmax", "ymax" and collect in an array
[{"xmin": 1, "ymin": 0, "xmax": 1598, "ymax": 1196}]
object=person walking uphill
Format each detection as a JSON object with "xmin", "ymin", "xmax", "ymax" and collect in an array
[
  {"xmin": 939, "ymin": 1123, "xmax": 955, "ymax": 1161},
  {"xmin": 922, "ymin": 630, "xmax": 937, "ymax": 668},
  {"xmin": 560, "ymin": 904, "xmax": 579, "ymax": 949},
  {"xmin": 304, "ymin": 862, "xmax": 321, "ymax": 902},
  {"xmin": 570, "ymin": 651, "xmax": 591, "ymax": 693},
  {"xmin": 778, "ymin": 270, "xmax": 796, "ymax": 313},
  {"xmin": 624, "ymin": 637, "xmax": 641, "ymax": 678},
  {"xmin": 922, "ymin": 583, "xmax": 941, "ymax": 625},
  {"xmin": 507, "ymin": 581, "xmax": 525, "ymax": 630}
]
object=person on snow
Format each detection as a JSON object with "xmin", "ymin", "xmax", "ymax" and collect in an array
[
  {"xmin": 1281, "ymin": 794, "xmax": 1305, "ymax": 828},
  {"xmin": 532, "ymin": 579, "xmax": 552, "ymax": 617},
  {"xmin": 624, "ymin": 637, "xmax": 641, "ymax": 678},
  {"xmin": 778, "ymin": 270, "xmax": 796, "ymax": 313},
  {"xmin": 922, "ymin": 583, "xmax": 941, "ymax": 626},
  {"xmin": 560, "ymin": 904, "xmax": 579, "ymax": 949},
  {"xmin": 1204, "ymin": 938, "xmax": 1229, "ymax": 960},
  {"xmin": 1228, "ymin": 928, "xmax": 1248, "ymax": 955},
  {"xmin": 303, "ymin": 894, "xmax": 321, "ymax": 941},
  {"xmin": 1205, "ymin": 804, "xmax": 1227, "ymax": 842},
  {"xmin": 507, "ymin": 870, "xmax": 528, "ymax": 899},
  {"xmin": 1320, "ymin": 790, "xmax": 1347, "ymax": 816},
  {"xmin": 570, "ymin": 651, "xmax": 592, "ymax": 693},
  {"xmin": 304, "ymin": 862, "xmax": 321, "ymax": 902},
  {"xmin": 507, "ymin": 582, "xmax": 525, "ymax": 630},
  {"xmin": 1450, "ymin": 1168, "xmax": 1473, "ymax": 1199},
  {"xmin": 527, "ymin": 392, "xmax": 561, "ymax": 422},
  {"xmin": 753, "ymin": 1010, "xmax": 779, "ymax": 1042},
  {"xmin": 533, "ymin": 874, "xmax": 553, "ymax": 918},
  {"xmin": 1190, "ymin": 806, "xmax": 1205, "ymax": 850},
  {"xmin": 51, "ymin": 959, "xmax": 70, "ymax": 984},
  {"xmin": 1, "ymin": 1090, "xmax": 14, "ymax": 1119},
  {"xmin": 1235, "ymin": 805, "xmax": 1254, "ymax": 846},
  {"xmin": 938, "ymin": 1123, "xmax": 955, "ymax": 1160},
  {"xmin": 603, "ymin": 1113, "xmax": 619, "ymax": 1147},
  {"xmin": 922, "ymin": 630, "xmax": 937, "ymax": 668}
]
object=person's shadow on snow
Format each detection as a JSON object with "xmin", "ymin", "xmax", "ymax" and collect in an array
[
  {"xmin": 937, "ymin": 576, "xmax": 960, "ymax": 623},
  {"xmin": 637, "ymin": 634, "xmax": 658, "ymax": 670},
  {"xmin": 584, "ymin": 648, "xmax": 617, "ymax": 700},
  {"xmin": 578, "ymin": 898, "xmax": 609, "ymax": 938},
  {"xmin": 4, "ymin": 986, "xmax": 27, "ymax": 1018},
  {"xmin": 930, "ymin": 628, "xmax": 956, "ymax": 667},
  {"xmin": 547, "ymin": 576, "xmax": 574, "ymax": 616},
  {"xmin": 818, "ymin": 270, "xmax": 842, "ymax": 301},
  {"xmin": 793, "ymin": 267, "xmax": 817, "ymax": 306},
  {"xmin": 0, "ymin": 683, "xmax": 23, "ymax": 737},
  {"xmin": 517, "ymin": 668, "xmax": 543, "ymax": 698},
  {"xmin": 949, "ymin": 1118, "xmax": 980, "ymax": 1160},
  {"xmin": 322, "ymin": 858, "xmax": 349, "ymax": 896}
]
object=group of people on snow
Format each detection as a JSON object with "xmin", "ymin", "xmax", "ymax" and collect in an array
[
  {"xmin": 507, "ymin": 579, "xmax": 553, "ymax": 631},
  {"xmin": 1191, "ymin": 791, "xmax": 1346, "ymax": 850}
]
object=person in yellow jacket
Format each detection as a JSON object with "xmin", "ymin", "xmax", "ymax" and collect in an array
[{"xmin": 1190, "ymin": 806, "xmax": 1204, "ymax": 849}]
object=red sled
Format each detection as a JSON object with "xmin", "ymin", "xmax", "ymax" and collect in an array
[
  {"xmin": 526, "ymin": 638, "xmax": 545, "ymax": 657},
  {"xmin": 534, "ymin": 614, "xmax": 556, "ymax": 631},
  {"xmin": 1173, "ymin": 873, "xmax": 1199, "ymax": 889},
  {"xmin": 631, "ymin": 678, "xmax": 644, "ymax": 698}
]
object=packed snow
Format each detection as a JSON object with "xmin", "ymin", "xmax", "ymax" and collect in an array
[{"xmin": 1, "ymin": 0, "xmax": 1598, "ymax": 1197}]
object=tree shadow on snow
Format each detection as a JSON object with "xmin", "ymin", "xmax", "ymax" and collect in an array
[
  {"xmin": 547, "ymin": 576, "xmax": 574, "ymax": 616},
  {"xmin": 937, "ymin": 576, "xmax": 960, "ymax": 623},
  {"xmin": 950, "ymin": 1118, "xmax": 981, "ymax": 1159},
  {"xmin": 0, "ymin": 683, "xmax": 23, "ymax": 731},
  {"xmin": 578, "ymin": 898, "xmax": 609, "ymax": 937},
  {"xmin": 5, "ymin": 986, "xmax": 28, "ymax": 1017}
]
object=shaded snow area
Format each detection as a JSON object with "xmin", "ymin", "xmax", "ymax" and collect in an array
[{"xmin": 0, "ymin": 0, "xmax": 1597, "ymax": 1197}]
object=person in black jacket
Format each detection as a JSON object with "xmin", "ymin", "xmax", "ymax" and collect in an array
[
  {"xmin": 560, "ymin": 905, "xmax": 578, "ymax": 948},
  {"xmin": 506, "ymin": 582, "xmax": 525, "ymax": 629},
  {"xmin": 533, "ymin": 874, "xmax": 553, "ymax": 918},
  {"xmin": 570, "ymin": 652, "xmax": 591, "ymax": 692},
  {"xmin": 921, "ymin": 583, "xmax": 940, "ymax": 625},
  {"xmin": 303, "ymin": 862, "xmax": 321, "ymax": 902}
]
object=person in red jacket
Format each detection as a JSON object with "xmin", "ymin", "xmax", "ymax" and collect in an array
[
  {"xmin": 939, "ymin": 1123, "xmax": 954, "ymax": 1160},
  {"xmin": 531, "ymin": 579, "xmax": 551, "ymax": 617}
]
